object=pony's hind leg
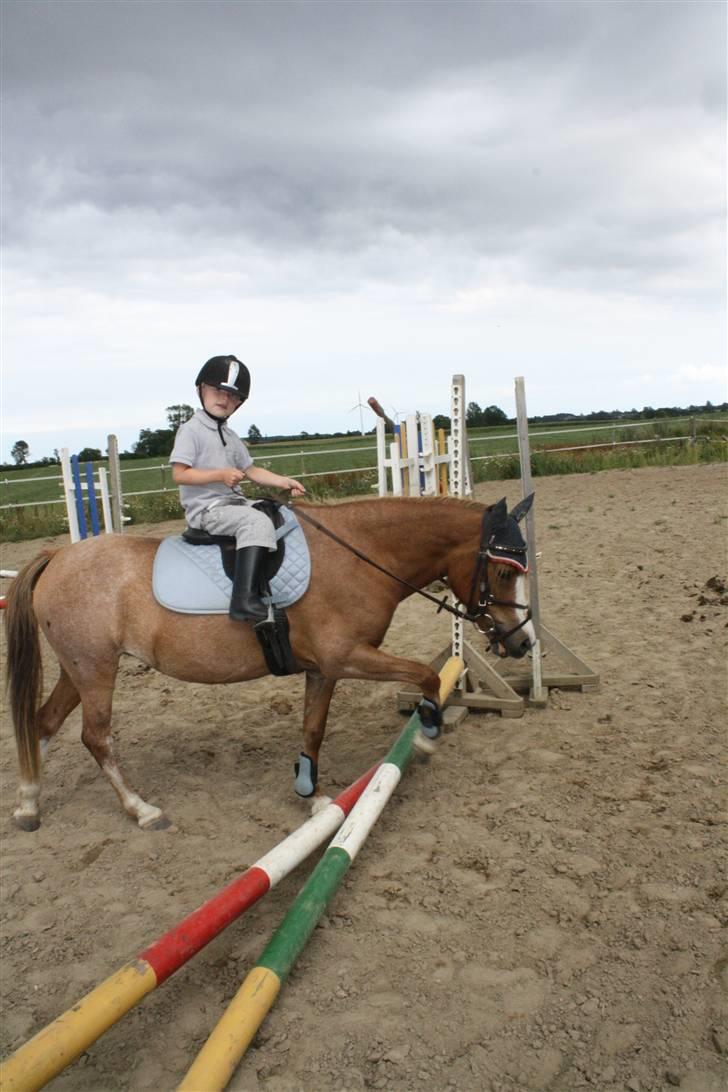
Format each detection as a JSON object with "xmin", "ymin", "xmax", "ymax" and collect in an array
[
  {"xmin": 78, "ymin": 682, "xmax": 170, "ymax": 831},
  {"xmin": 14, "ymin": 668, "xmax": 80, "ymax": 831}
]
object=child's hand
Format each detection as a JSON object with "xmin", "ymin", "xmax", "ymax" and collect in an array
[
  {"xmin": 284, "ymin": 478, "xmax": 306, "ymax": 496},
  {"xmin": 221, "ymin": 468, "xmax": 246, "ymax": 488}
]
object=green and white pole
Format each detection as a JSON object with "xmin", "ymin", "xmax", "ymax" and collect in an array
[{"xmin": 178, "ymin": 656, "xmax": 464, "ymax": 1092}]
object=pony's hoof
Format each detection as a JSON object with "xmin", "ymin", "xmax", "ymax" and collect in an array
[
  {"xmin": 141, "ymin": 816, "xmax": 172, "ymax": 829},
  {"xmin": 412, "ymin": 729, "xmax": 436, "ymax": 757},
  {"xmin": 137, "ymin": 808, "xmax": 171, "ymax": 829},
  {"xmin": 14, "ymin": 812, "xmax": 40, "ymax": 832}
]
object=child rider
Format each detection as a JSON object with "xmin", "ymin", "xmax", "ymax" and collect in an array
[{"xmin": 170, "ymin": 355, "xmax": 306, "ymax": 625}]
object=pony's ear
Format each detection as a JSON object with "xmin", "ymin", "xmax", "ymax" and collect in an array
[
  {"xmin": 489, "ymin": 497, "xmax": 508, "ymax": 524},
  {"xmin": 509, "ymin": 493, "xmax": 534, "ymax": 523}
]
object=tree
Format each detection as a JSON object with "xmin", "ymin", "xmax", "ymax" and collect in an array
[
  {"xmin": 77, "ymin": 447, "xmax": 102, "ymax": 462},
  {"xmin": 11, "ymin": 440, "xmax": 29, "ymax": 465},
  {"xmin": 247, "ymin": 424, "xmax": 263, "ymax": 443},
  {"xmin": 166, "ymin": 404, "xmax": 194, "ymax": 430},
  {"xmin": 482, "ymin": 405, "xmax": 508, "ymax": 426},
  {"xmin": 433, "ymin": 414, "xmax": 451, "ymax": 430},
  {"xmin": 133, "ymin": 428, "xmax": 175, "ymax": 457},
  {"xmin": 465, "ymin": 402, "xmax": 483, "ymax": 427}
]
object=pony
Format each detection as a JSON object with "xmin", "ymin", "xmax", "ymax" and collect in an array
[{"xmin": 5, "ymin": 494, "xmax": 534, "ymax": 831}]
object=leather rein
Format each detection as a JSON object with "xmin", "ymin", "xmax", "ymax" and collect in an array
[{"xmin": 291, "ymin": 504, "xmax": 532, "ymax": 649}]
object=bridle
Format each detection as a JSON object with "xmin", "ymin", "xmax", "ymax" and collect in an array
[
  {"xmin": 463, "ymin": 507, "xmax": 533, "ymax": 651},
  {"xmin": 291, "ymin": 503, "xmax": 532, "ymax": 653}
]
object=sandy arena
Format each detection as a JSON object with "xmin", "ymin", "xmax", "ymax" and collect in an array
[{"xmin": 1, "ymin": 463, "xmax": 726, "ymax": 1092}]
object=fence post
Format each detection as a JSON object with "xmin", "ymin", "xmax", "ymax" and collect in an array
[
  {"xmin": 449, "ymin": 375, "xmax": 470, "ymax": 677},
  {"xmin": 97, "ymin": 468, "xmax": 113, "ymax": 532},
  {"xmin": 59, "ymin": 448, "xmax": 81, "ymax": 543},
  {"xmin": 85, "ymin": 462, "xmax": 101, "ymax": 537},
  {"xmin": 70, "ymin": 455, "xmax": 89, "ymax": 540},
  {"xmin": 107, "ymin": 435, "xmax": 125, "ymax": 533},
  {"xmin": 376, "ymin": 419, "xmax": 387, "ymax": 495},
  {"xmin": 515, "ymin": 377, "xmax": 546, "ymax": 704},
  {"xmin": 449, "ymin": 375, "xmax": 471, "ymax": 497},
  {"xmin": 419, "ymin": 413, "xmax": 437, "ymax": 496}
]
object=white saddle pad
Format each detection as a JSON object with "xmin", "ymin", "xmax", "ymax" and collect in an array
[{"xmin": 152, "ymin": 507, "xmax": 310, "ymax": 614}]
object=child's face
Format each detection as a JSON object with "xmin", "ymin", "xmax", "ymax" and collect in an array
[{"xmin": 200, "ymin": 383, "xmax": 241, "ymax": 417}]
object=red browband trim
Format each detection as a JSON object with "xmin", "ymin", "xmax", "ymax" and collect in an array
[{"xmin": 486, "ymin": 550, "xmax": 529, "ymax": 574}]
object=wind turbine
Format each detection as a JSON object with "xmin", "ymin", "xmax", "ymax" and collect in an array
[{"xmin": 349, "ymin": 391, "xmax": 368, "ymax": 436}]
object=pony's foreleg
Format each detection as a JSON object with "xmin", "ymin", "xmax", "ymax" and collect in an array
[
  {"xmin": 79, "ymin": 687, "xmax": 170, "ymax": 831},
  {"xmin": 337, "ymin": 644, "xmax": 442, "ymax": 703},
  {"xmin": 296, "ymin": 671, "xmax": 337, "ymax": 812},
  {"xmin": 335, "ymin": 644, "xmax": 445, "ymax": 739},
  {"xmin": 14, "ymin": 669, "xmax": 80, "ymax": 832}
]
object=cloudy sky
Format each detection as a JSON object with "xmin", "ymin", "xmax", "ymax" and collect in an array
[{"xmin": 1, "ymin": 0, "xmax": 725, "ymax": 461}]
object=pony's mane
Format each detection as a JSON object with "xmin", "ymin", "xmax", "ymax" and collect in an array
[{"xmin": 298, "ymin": 494, "xmax": 485, "ymax": 511}]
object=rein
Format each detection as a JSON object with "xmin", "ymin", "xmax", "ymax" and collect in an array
[
  {"xmin": 291, "ymin": 504, "xmax": 532, "ymax": 644},
  {"xmin": 292, "ymin": 505, "xmax": 472, "ymax": 621}
]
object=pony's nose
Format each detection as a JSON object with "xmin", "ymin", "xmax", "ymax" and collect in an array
[{"xmin": 508, "ymin": 634, "xmax": 533, "ymax": 659}]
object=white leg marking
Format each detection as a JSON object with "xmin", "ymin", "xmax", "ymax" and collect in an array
[
  {"xmin": 14, "ymin": 781, "xmax": 40, "ymax": 824},
  {"xmin": 102, "ymin": 760, "xmax": 163, "ymax": 829}
]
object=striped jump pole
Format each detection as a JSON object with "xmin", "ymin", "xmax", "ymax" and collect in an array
[
  {"xmin": 178, "ymin": 656, "xmax": 464, "ymax": 1092},
  {"xmin": 0, "ymin": 767, "xmax": 380, "ymax": 1092}
]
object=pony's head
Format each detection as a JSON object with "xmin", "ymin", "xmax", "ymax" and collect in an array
[{"xmin": 447, "ymin": 496, "xmax": 536, "ymax": 659}]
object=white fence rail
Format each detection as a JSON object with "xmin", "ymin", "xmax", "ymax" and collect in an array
[{"xmin": 1, "ymin": 416, "xmax": 722, "ymax": 527}]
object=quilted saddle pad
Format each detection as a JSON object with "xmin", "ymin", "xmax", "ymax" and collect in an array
[{"xmin": 152, "ymin": 506, "xmax": 310, "ymax": 614}]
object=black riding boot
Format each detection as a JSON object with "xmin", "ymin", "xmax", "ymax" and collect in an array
[{"xmin": 229, "ymin": 546, "xmax": 269, "ymax": 624}]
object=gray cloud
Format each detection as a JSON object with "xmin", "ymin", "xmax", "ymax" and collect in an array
[
  {"xmin": 1, "ymin": 0, "xmax": 725, "ymax": 460},
  {"xmin": 4, "ymin": 0, "xmax": 724, "ymax": 295}
]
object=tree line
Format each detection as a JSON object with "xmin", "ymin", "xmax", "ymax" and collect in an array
[{"xmin": 6, "ymin": 399, "xmax": 726, "ymax": 467}]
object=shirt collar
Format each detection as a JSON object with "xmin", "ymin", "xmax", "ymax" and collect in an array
[{"xmin": 194, "ymin": 408, "xmax": 228, "ymax": 431}]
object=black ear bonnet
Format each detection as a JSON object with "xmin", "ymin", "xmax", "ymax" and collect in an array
[{"xmin": 482, "ymin": 497, "xmax": 530, "ymax": 573}]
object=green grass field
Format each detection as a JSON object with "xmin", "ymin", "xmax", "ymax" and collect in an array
[{"xmin": 1, "ymin": 415, "xmax": 725, "ymax": 542}]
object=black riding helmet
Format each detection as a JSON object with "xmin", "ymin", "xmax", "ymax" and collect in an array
[{"xmin": 195, "ymin": 355, "xmax": 251, "ymax": 410}]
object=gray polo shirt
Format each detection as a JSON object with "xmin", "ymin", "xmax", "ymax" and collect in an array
[{"xmin": 170, "ymin": 409, "xmax": 253, "ymax": 526}]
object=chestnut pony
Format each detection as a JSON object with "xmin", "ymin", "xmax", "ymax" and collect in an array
[{"xmin": 5, "ymin": 495, "xmax": 534, "ymax": 831}]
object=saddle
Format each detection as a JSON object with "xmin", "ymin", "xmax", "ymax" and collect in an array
[
  {"xmin": 181, "ymin": 498, "xmax": 287, "ymax": 584},
  {"xmin": 152, "ymin": 499, "xmax": 310, "ymax": 676}
]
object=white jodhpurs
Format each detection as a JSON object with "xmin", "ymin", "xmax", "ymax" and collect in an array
[{"xmin": 200, "ymin": 500, "xmax": 277, "ymax": 550}]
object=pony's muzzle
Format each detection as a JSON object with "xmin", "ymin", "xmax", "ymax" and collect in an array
[{"xmin": 508, "ymin": 633, "xmax": 534, "ymax": 659}]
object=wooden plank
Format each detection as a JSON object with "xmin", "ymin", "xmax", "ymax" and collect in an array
[
  {"xmin": 462, "ymin": 640, "xmax": 522, "ymax": 700},
  {"xmin": 540, "ymin": 623, "xmax": 600, "ymax": 682},
  {"xmin": 396, "ymin": 687, "xmax": 523, "ymax": 715},
  {"xmin": 500, "ymin": 672, "xmax": 599, "ymax": 691}
]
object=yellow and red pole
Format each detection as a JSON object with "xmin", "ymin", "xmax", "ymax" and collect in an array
[{"xmin": 0, "ymin": 767, "xmax": 378, "ymax": 1092}]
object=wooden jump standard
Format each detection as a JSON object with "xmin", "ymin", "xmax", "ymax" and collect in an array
[{"xmin": 178, "ymin": 656, "xmax": 464, "ymax": 1092}]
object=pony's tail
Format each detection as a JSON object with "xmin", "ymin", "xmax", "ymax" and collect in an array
[{"xmin": 5, "ymin": 552, "xmax": 56, "ymax": 782}]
